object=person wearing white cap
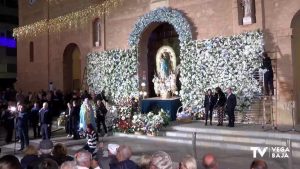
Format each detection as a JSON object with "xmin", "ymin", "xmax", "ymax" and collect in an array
[{"xmin": 95, "ymin": 143, "xmax": 119, "ymax": 169}]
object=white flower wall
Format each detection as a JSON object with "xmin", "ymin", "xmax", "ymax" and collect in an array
[
  {"xmin": 86, "ymin": 47, "xmax": 138, "ymax": 104},
  {"xmin": 180, "ymin": 31, "xmax": 264, "ymax": 112},
  {"xmin": 86, "ymin": 30, "xmax": 264, "ymax": 113}
]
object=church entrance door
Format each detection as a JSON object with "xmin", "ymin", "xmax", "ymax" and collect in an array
[
  {"xmin": 63, "ymin": 43, "xmax": 81, "ymax": 92},
  {"xmin": 141, "ymin": 22, "xmax": 180, "ymax": 97}
]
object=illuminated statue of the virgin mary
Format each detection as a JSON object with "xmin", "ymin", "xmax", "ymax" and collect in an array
[
  {"xmin": 153, "ymin": 46, "xmax": 178, "ymax": 98},
  {"xmin": 160, "ymin": 52, "xmax": 171, "ymax": 78}
]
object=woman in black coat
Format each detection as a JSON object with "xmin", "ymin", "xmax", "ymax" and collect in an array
[
  {"xmin": 203, "ymin": 89, "xmax": 216, "ymax": 126},
  {"xmin": 214, "ymin": 87, "xmax": 226, "ymax": 126}
]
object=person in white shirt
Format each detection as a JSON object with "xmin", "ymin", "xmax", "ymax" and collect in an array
[{"xmin": 75, "ymin": 150, "xmax": 101, "ymax": 169}]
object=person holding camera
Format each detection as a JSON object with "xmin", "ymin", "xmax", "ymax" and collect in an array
[{"xmin": 1, "ymin": 104, "xmax": 15, "ymax": 144}]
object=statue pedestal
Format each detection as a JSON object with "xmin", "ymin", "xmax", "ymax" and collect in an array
[{"xmin": 243, "ymin": 16, "xmax": 253, "ymax": 25}]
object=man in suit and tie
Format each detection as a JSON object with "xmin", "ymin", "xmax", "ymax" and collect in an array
[
  {"xmin": 16, "ymin": 104, "xmax": 29, "ymax": 151},
  {"xmin": 226, "ymin": 87, "xmax": 237, "ymax": 127},
  {"xmin": 39, "ymin": 102, "xmax": 51, "ymax": 140}
]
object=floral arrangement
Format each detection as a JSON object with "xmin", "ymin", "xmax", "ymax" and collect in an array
[
  {"xmin": 152, "ymin": 73, "xmax": 177, "ymax": 98},
  {"xmin": 128, "ymin": 7, "xmax": 192, "ymax": 47},
  {"xmin": 177, "ymin": 111, "xmax": 192, "ymax": 121},
  {"xmin": 112, "ymin": 105, "xmax": 133, "ymax": 133},
  {"xmin": 112, "ymin": 106, "xmax": 170, "ymax": 135},
  {"xmin": 132, "ymin": 113, "xmax": 148, "ymax": 133},
  {"xmin": 86, "ymin": 47, "xmax": 139, "ymax": 104},
  {"xmin": 180, "ymin": 30, "xmax": 264, "ymax": 112}
]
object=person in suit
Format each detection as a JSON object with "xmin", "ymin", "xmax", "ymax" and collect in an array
[
  {"xmin": 215, "ymin": 87, "xmax": 226, "ymax": 126},
  {"xmin": 16, "ymin": 104, "xmax": 29, "ymax": 151},
  {"xmin": 225, "ymin": 88, "xmax": 237, "ymax": 127},
  {"xmin": 261, "ymin": 52, "xmax": 274, "ymax": 96},
  {"xmin": 204, "ymin": 89, "xmax": 215, "ymax": 126},
  {"xmin": 39, "ymin": 102, "xmax": 51, "ymax": 140},
  {"xmin": 30, "ymin": 102, "xmax": 40, "ymax": 138}
]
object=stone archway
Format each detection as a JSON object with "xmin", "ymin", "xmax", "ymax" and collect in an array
[
  {"xmin": 291, "ymin": 10, "xmax": 300, "ymax": 123},
  {"xmin": 129, "ymin": 7, "xmax": 192, "ymax": 96},
  {"xmin": 63, "ymin": 43, "xmax": 81, "ymax": 92}
]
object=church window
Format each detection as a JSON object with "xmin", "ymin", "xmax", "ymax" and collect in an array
[
  {"xmin": 29, "ymin": 41, "xmax": 34, "ymax": 62},
  {"xmin": 93, "ymin": 18, "xmax": 101, "ymax": 47}
]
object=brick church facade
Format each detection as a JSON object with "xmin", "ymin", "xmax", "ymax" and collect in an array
[{"xmin": 16, "ymin": 0, "xmax": 300, "ymax": 125}]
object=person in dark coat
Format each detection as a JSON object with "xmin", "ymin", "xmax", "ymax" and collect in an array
[
  {"xmin": 95, "ymin": 143, "xmax": 119, "ymax": 169},
  {"xmin": 96, "ymin": 100, "xmax": 108, "ymax": 135},
  {"xmin": 71, "ymin": 100, "xmax": 80, "ymax": 139},
  {"xmin": 226, "ymin": 88, "xmax": 237, "ymax": 127},
  {"xmin": 214, "ymin": 87, "xmax": 226, "ymax": 126},
  {"xmin": 1, "ymin": 104, "xmax": 15, "ymax": 144},
  {"xmin": 16, "ymin": 105, "xmax": 29, "ymax": 151},
  {"xmin": 27, "ymin": 140, "xmax": 56, "ymax": 169},
  {"xmin": 16, "ymin": 104, "xmax": 29, "ymax": 151},
  {"xmin": 204, "ymin": 89, "xmax": 215, "ymax": 126},
  {"xmin": 262, "ymin": 52, "xmax": 274, "ymax": 96},
  {"xmin": 39, "ymin": 102, "xmax": 51, "ymax": 140},
  {"xmin": 52, "ymin": 143, "xmax": 73, "ymax": 166},
  {"xmin": 110, "ymin": 145, "xmax": 139, "ymax": 169},
  {"xmin": 30, "ymin": 102, "xmax": 40, "ymax": 139},
  {"xmin": 20, "ymin": 145, "xmax": 39, "ymax": 169}
]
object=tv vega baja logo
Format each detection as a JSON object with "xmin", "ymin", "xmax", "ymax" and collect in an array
[{"xmin": 250, "ymin": 147, "xmax": 290, "ymax": 159}]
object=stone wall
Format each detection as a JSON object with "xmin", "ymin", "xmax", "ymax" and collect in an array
[{"xmin": 16, "ymin": 0, "xmax": 300, "ymax": 124}]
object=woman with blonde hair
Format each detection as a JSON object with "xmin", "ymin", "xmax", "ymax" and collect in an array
[
  {"xmin": 20, "ymin": 145, "xmax": 39, "ymax": 169},
  {"xmin": 179, "ymin": 155, "xmax": 197, "ymax": 169}
]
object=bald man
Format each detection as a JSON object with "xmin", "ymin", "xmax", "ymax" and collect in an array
[
  {"xmin": 75, "ymin": 150, "xmax": 100, "ymax": 169},
  {"xmin": 202, "ymin": 153, "xmax": 218, "ymax": 169},
  {"xmin": 110, "ymin": 145, "xmax": 138, "ymax": 169}
]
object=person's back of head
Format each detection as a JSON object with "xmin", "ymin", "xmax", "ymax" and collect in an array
[
  {"xmin": 75, "ymin": 150, "xmax": 92, "ymax": 168},
  {"xmin": 250, "ymin": 159, "xmax": 268, "ymax": 169},
  {"xmin": 202, "ymin": 153, "xmax": 218, "ymax": 169},
  {"xmin": 60, "ymin": 161, "xmax": 77, "ymax": 169},
  {"xmin": 52, "ymin": 143, "xmax": 68, "ymax": 158},
  {"xmin": 24, "ymin": 145, "xmax": 38, "ymax": 156},
  {"xmin": 38, "ymin": 158, "xmax": 58, "ymax": 169},
  {"xmin": 0, "ymin": 155, "xmax": 21, "ymax": 169},
  {"xmin": 117, "ymin": 145, "xmax": 132, "ymax": 162},
  {"xmin": 180, "ymin": 155, "xmax": 197, "ymax": 169},
  {"xmin": 139, "ymin": 155, "xmax": 151, "ymax": 169},
  {"xmin": 150, "ymin": 151, "xmax": 172, "ymax": 169}
]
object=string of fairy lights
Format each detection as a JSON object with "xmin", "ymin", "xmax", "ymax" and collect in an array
[{"xmin": 13, "ymin": 0, "xmax": 124, "ymax": 39}]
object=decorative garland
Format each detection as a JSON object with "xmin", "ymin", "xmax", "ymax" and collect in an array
[
  {"xmin": 128, "ymin": 7, "xmax": 192, "ymax": 47},
  {"xmin": 13, "ymin": 0, "xmax": 124, "ymax": 39},
  {"xmin": 180, "ymin": 30, "xmax": 264, "ymax": 112},
  {"xmin": 86, "ymin": 47, "xmax": 138, "ymax": 104}
]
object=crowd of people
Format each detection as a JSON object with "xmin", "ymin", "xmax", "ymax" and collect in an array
[
  {"xmin": 0, "ymin": 138, "xmax": 268, "ymax": 169},
  {"xmin": 0, "ymin": 88, "xmax": 108, "ymax": 151}
]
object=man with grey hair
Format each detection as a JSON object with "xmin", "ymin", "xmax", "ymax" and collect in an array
[
  {"xmin": 75, "ymin": 150, "xmax": 101, "ymax": 169},
  {"xmin": 149, "ymin": 151, "xmax": 173, "ymax": 169},
  {"xmin": 110, "ymin": 145, "xmax": 138, "ymax": 169},
  {"xmin": 225, "ymin": 87, "xmax": 237, "ymax": 127},
  {"xmin": 60, "ymin": 161, "xmax": 77, "ymax": 169}
]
